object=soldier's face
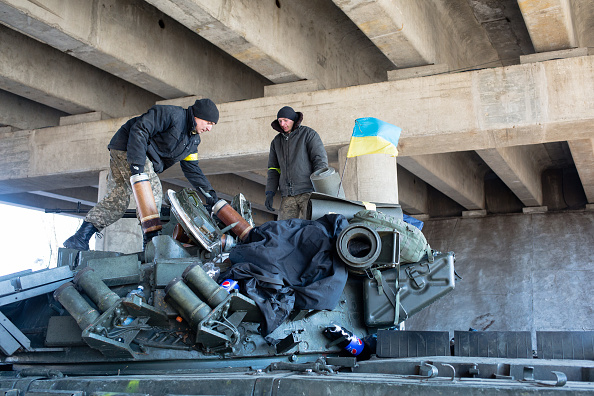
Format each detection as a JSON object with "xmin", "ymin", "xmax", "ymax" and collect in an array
[
  {"xmin": 278, "ymin": 117, "xmax": 294, "ymax": 133},
  {"xmin": 195, "ymin": 117, "xmax": 215, "ymax": 134}
]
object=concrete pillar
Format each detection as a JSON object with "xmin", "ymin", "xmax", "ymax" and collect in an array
[
  {"xmin": 337, "ymin": 146, "xmax": 398, "ymax": 204},
  {"xmin": 93, "ymin": 170, "xmax": 142, "ymax": 253}
]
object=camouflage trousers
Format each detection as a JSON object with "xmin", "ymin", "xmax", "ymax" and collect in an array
[
  {"xmin": 278, "ymin": 192, "xmax": 312, "ymax": 220},
  {"xmin": 85, "ymin": 149, "xmax": 162, "ymax": 230}
]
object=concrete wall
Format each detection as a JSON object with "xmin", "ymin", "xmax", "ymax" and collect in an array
[{"xmin": 405, "ymin": 209, "xmax": 594, "ymax": 348}]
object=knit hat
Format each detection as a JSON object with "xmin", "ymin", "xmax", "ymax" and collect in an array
[
  {"xmin": 191, "ymin": 99, "xmax": 219, "ymax": 124},
  {"xmin": 277, "ymin": 106, "xmax": 298, "ymax": 122}
]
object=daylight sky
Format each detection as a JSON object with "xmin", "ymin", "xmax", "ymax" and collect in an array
[{"xmin": 0, "ymin": 203, "xmax": 86, "ymax": 277}]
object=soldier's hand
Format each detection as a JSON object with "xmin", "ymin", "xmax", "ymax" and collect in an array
[
  {"xmin": 205, "ymin": 190, "xmax": 218, "ymax": 206},
  {"xmin": 265, "ymin": 191, "xmax": 275, "ymax": 212},
  {"xmin": 129, "ymin": 163, "xmax": 144, "ymax": 175}
]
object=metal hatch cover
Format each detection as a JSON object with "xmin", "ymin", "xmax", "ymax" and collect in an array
[{"xmin": 167, "ymin": 189, "xmax": 222, "ymax": 252}]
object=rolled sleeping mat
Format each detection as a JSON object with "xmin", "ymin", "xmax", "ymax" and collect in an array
[
  {"xmin": 310, "ymin": 167, "xmax": 345, "ymax": 198},
  {"xmin": 307, "ymin": 192, "xmax": 403, "ymax": 221}
]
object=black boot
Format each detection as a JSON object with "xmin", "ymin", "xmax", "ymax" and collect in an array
[{"xmin": 63, "ymin": 221, "xmax": 99, "ymax": 251}]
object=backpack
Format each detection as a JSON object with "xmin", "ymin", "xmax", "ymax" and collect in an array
[{"xmin": 350, "ymin": 210, "xmax": 433, "ymax": 264}]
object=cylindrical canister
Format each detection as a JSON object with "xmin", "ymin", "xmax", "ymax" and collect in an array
[
  {"xmin": 164, "ymin": 278, "xmax": 211, "ymax": 327},
  {"xmin": 212, "ymin": 200, "xmax": 253, "ymax": 241},
  {"xmin": 172, "ymin": 223, "xmax": 193, "ymax": 245},
  {"xmin": 73, "ymin": 267, "xmax": 120, "ymax": 312},
  {"xmin": 53, "ymin": 282, "xmax": 100, "ymax": 330},
  {"xmin": 130, "ymin": 173, "xmax": 162, "ymax": 234},
  {"xmin": 182, "ymin": 264, "xmax": 229, "ymax": 308}
]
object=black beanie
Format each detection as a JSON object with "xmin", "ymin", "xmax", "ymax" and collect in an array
[
  {"xmin": 191, "ymin": 99, "xmax": 219, "ymax": 124},
  {"xmin": 277, "ymin": 106, "xmax": 298, "ymax": 122}
]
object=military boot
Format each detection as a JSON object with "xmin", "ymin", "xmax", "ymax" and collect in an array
[{"xmin": 63, "ymin": 221, "xmax": 99, "ymax": 251}]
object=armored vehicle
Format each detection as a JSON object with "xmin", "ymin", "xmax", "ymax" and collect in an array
[{"xmin": 1, "ymin": 190, "xmax": 592, "ymax": 395}]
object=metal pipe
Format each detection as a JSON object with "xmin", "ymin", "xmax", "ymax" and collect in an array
[
  {"xmin": 164, "ymin": 278, "xmax": 211, "ymax": 327},
  {"xmin": 53, "ymin": 282, "xmax": 100, "ymax": 330},
  {"xmin": 182, "ymin": 264, "xmax": 229, "ymax": 308},
  {"xmin": 73, "ymin": 267, "xmax": 120, "ymax": 312}
]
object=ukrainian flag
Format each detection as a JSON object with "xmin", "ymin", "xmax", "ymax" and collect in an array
[{"xmin": 346, "ymin": 117, "xmax": 401, "ymax": 158}]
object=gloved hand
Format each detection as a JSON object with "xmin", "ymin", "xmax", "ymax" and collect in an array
[
  {"xmin": 265, "ymin": 191, "xmax": 275, "ymax": 212},
  {"xmin": 204, "ymin": 190, "xmax": 218, "ymax": 206},
  {"xmin": 129, "ymin": 163, "xmax": 144, "ymax": 175}
]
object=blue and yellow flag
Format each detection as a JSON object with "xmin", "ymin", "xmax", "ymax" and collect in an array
[{"xmin": 346, "ymin": 117, "xmax": 401, "ymax": 158}]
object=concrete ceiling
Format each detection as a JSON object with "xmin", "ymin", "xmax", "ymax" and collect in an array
[{"xmin": 0, "ymin": 0, "xmax": 592, "ymax": 221}]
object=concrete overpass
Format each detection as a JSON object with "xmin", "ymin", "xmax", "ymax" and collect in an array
[
  {"xmin": 0, "ymin": 1, "xmax": 592, "ymax": 338},
  {"xmin": 0, "ymin": 0, "xmax": 592, "ymax": 220}
]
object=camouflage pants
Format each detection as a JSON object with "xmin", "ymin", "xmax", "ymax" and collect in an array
[
  {"xmin": 278, "ymin": 192, "xmax": 312, "ymax": 220},
  {"xmin": 85, "ymin": 149, "xmax": 162, "ymax": 230}
]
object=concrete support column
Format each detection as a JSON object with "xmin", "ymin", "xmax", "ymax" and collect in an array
[
  {"xmin": 338, "ymin": 146, "xmax": 398, "ymax": 204},
  {"xmin": 93, "ymin": 170, "xmax": 142, "ymax": 253}
]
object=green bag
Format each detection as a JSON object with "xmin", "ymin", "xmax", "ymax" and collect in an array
[{"xmin": 350, "ymin": 210, "xmax": 433, "ymax": 264}]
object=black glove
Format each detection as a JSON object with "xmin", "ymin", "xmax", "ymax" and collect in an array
[
  {"xmin": 265, "ymin": 191, "xmax": 275, "ymax": 212},
  {"xmin": 204, "ymin": 190, "xmax": 218, "ymax": 206},
  {"xmin": 129, "ymin": 163, "xmax": 144, "ymax": 175}
]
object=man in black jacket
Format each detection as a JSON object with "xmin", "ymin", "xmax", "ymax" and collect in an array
[
  {"xmin": 63, "ymin": 99, "xmax": 220, "ymax": 251},
  {"xmin": 265, "ymin": 106, "xmax": 328, "ymax": 220}
]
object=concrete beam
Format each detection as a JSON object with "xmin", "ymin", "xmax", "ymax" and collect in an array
[
  {"xmin": 60, "ymin": 112, "xmax": 110, "ymax": 127},
  {"xmin": 398, "ymin": 152, "xmax": 486, "ymax": 210},
  {"xmin": 571, "ymin": 1, "xmax": 594, "ymax": 48},
  {"xmin": 233, "ymin": 171, "xmax": 267, "ymax": 186},
  {"xmin": 162, "ymin": 174, "xmax": 277, "ymax": 217},
  {"xmin": 0, "ymin": 89, "xmax": 67, "ymax": 130},
  {"xmin": 162, "ymin": 172, "xmax": 277, "ymax": 214},
  {"xmin": 467, "ymin": 0, "xmax": 534, "ymax": 66},
  {"xmin": 0, "ymin": 25, "xmax": 159, "ymax": 118},
  {"xmin": 0, "ymin": 192, "xmax": 93, "ymax": 215},
  {"xmin": 476, "ymin": 145, "xmax": 553, "ymax": 207},
  {"xmin": 0, "ymin": 56, "xmax": 593, "ymax": 194},
  {"xmin": 0, "ymin": 0, "xmax": 268, "ymax": 103},
  {"xmin": 568, "ymin": 139, "xmax": 594, "ymax": 203},
  {"xmin": 29, "ymin": 187, "xmax": 100, "ymax": 208},
  {"xmin": 333, "ymin": 0, "xmax": 500, "ymax": 71},
  {"xmin": 518, "ymin": 0, "xmax": 576, "ymax": 52},
  {"xmin": 264, "ymin": 81, "xmax": 322, "ymax": 97},
  {"xmin": 397, "ymin": 166, "xmax": 429, "ymax": 215},
  {"xmin": 520, "ymin": 47, "xmax": 591, "ymax": 64},
  {"xmin": 145, "ymin": 0, "xmax": 391, "ymax": 89}
]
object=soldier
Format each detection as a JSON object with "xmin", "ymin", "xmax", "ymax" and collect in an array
[
  {"xmin": 63, "ymin": 99, "xmax": 220, "ymax": 251},
  {"xmin": 265, "ymin": 106, "xmax": 328, "ymax": 220}
]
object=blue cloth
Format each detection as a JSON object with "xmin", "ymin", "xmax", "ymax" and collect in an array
[{"xmin": 403, "ymin": 214, "xmax": 424, "ymax": 230}]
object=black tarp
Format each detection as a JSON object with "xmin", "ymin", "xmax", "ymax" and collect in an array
[{"xmin": 223, "ymin": 214, "xmax": 349, "ymax": 335}]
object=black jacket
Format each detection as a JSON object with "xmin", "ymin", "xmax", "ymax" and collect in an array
[
  {"xmin": 266, "ymin": 112, "xmax": 328, "ymax": 197},
  {"xmin": 108, "ymin": 105, "xmax": 213, "ymax": 191}
]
